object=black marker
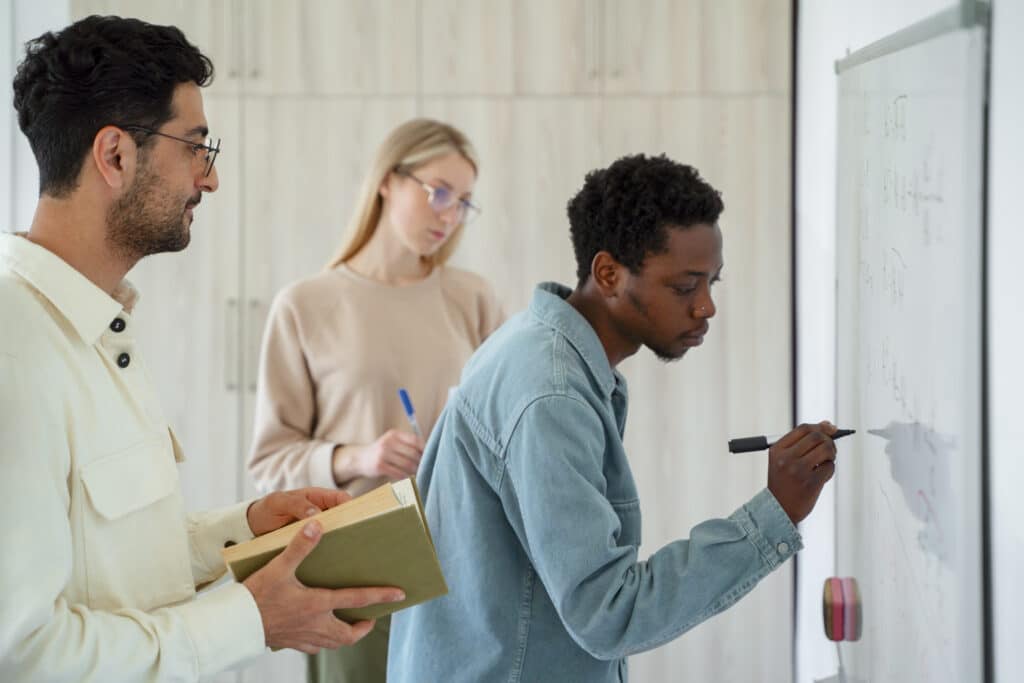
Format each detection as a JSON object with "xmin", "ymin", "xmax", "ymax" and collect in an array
[{"xmin": 728, "ymin": 429, "xmax": 856, "ymax": 453}]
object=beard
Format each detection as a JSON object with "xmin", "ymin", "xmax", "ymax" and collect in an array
[
  {"xmin": 625, "ymin": 286, "xmax": 685, "ymax": 363},
  {"xmin": 106, "ymin": 161, "xmax": 197, "ymax": 260},
  {"xmin": 650, "ymin": 345, "xmax": 686, "ymax": 363}
]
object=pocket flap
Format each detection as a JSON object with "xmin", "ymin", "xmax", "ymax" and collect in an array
[{"xmin": 80, "ymin": 437, "xmax": 178, "ymax": 520}]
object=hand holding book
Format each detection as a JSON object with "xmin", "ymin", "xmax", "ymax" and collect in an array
[
  {"xmin": 224, "ymin": 478, "xmax": 448, "ymax": 626},
  {"xmin": 241, "ymin": 517, "xmax": 406, "ymax": 653},
  {"xmin": 246, "ymin": 486, "xmax": 353, "ymax": 537}
]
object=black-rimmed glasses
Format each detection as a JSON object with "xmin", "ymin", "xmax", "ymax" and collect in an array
[
  {"xmin": 399, "ymin": 170, "xmax": 481, "ymax": 225},
  {"xmin": 120, "ymin": 124, "xmax": 221, "ymax": 177}
]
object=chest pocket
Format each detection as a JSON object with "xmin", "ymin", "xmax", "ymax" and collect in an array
[
  {"xmin": 78, "ymin": 435, "xmax": 193, "ymax": 611},
  {"xmin": 610, "ymin": 499, "xmax": 642, "ymax": 548}
]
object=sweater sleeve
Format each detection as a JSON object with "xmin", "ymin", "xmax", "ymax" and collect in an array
[{"xmin": 246, "ymin": 293, "xmax": 339, "ymax": 493}]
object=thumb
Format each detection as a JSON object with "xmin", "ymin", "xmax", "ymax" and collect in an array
[{"xmin": 273, "ymin": 520, "xmax": 321, "ymax": 576}]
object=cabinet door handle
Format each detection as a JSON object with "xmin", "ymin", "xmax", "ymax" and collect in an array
[
  {"xmin": 606, "ymin": 2, "xmax": 622, "ymax": 80},
  {"xmin": 225, "ymin": 297, "xmax": 239, "ymax": 391},
  {"xmin": 247, "ymin": 0, "xmax": 263, "ymax": 79},
  {"xmin": 228, "ymin": 3, "xmax": 240, "ymax": 80},
  {"xmin": 586, "ymin": 0, "xmax": 601, "ymax": 81},
  {"xmin": 247, "ymin": 298, "xmax": 266, "ymax": 393}
]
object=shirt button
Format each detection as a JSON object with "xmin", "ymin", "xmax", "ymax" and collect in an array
[
  {"xmin": 777, "ymin": 542, "xmax": 790, "ymax": 554},
  {"xmin": 109, "ymin": 318, "xmax": 126, "ymax": 333},
  {"xmin": 117, "ymin": 353, "xmax": 131, "ymax": 369}
]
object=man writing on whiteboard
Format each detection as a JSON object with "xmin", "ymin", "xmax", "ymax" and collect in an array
[
  {"xmin": 389, "ymin": 154, "xmax": 842, "ymax": 682},
  {"xmin": 0, "ymin": 16, "xmax": 403, "ymax": 680}
]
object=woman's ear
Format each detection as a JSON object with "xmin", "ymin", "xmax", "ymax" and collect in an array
[{"xmin": 379, "ymin": 172, "xmax": 394, "ymax": 199}]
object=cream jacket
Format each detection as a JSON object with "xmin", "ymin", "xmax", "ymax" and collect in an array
[{"xmin": 0, "ymin": 233, "xmax": 265, "ymax": 681}]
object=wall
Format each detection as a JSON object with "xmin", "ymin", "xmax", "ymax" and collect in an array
[{"xmin": 3, "ymin": 0, "xmax": 70, "ymax": 234}]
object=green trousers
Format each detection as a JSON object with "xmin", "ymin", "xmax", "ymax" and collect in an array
[{"xmin": 307, "ymin": 615, "xmax": 389, "ymax": 683}]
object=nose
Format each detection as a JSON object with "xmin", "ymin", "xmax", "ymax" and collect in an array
[
  {"xmin": 199, "ymin": 164, "xmax": 219, "ymax": 193},
  {"xmin": 694, "ymin": 290, "xmax": 716, "ymax": 319},
  {"xmin": 438, "ymin": 203, "xmax": 462, "ymax": 227}
]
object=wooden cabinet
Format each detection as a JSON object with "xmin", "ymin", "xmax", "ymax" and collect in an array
[
  {"xmin": 419, "ymin": 0, "xmax": 600, "ymax": 95},
  {"xmin": 418, "ymin": 0, "xmax": 515, "ymax": 94},
  {"xmin": 603, "ymin": 0, "xmax": 702, "ymax": 93},
  {"xmin": 242, "ymin": 0, "xmax": 419, "ymax": 95},
  {"xmin": 700, "ymin": 0, "xmax": 792, "ymax": 93}
]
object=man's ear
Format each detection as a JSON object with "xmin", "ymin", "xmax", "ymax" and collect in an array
[
  {"xmin": 91, "ymin": 126, "xmax": 136, "ymax": 190},
  {"xmin": 590, "ymin": 251, "xmax": 625, "ymax": 299}
]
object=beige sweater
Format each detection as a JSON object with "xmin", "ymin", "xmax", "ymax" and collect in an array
[{"xmin": 247, "ymin": 264, "xmax": 504, "ymax": 496}]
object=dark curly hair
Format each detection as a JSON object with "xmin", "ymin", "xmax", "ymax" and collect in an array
[
  {"xmin": 12, "ymin": 15, "xmax": 214, "ymax": 197},
  {"xmin": 567, "ymin": 154, "xmax": 724, "ymax": 284}
]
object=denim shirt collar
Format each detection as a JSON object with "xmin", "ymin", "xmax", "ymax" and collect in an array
[{"xmin": 529, "ymin": 282, "xmax": 626, "ymax": 400}]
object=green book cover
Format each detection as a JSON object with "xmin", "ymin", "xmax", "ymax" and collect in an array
[{"xmin": 223, "ymin": 479, "xmax": 447, "ymax": 622}]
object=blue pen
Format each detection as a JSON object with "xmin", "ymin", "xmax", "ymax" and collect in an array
[{"xmin": 398, "ymin": 388, "xmax": 422, "ymax": 439}]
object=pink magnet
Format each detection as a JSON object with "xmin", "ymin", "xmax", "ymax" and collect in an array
[{"xmin": 842, "ymin": 577, "xmax": 863, "ymax": 641}]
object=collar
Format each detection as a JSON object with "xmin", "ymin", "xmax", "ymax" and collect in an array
[
  {"xmin": 528, "ymin": 282, "xmax": 625, "ymax": 398},
  {"xmin": 0, "ymin": 233, "xmax": 138, "ymax": 345}
]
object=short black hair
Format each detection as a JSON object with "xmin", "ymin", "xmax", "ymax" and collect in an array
[
  {"xmin": 567, "ymin": 154, "xmax": 724, "ymax": 284},
  {"xmin": 12, "ymin": 15, "xmax": 214, "ymax": 197}
]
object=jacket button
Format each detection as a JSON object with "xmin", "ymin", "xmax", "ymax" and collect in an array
[
  {"xmin": 109, "ymin": 318, "xmax": 126, "ymax": 333},
  {"xmin": 117, "ymin": 353, "xmax": 131, "ymax": 369}
]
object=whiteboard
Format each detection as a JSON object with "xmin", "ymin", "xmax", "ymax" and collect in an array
[{"xmin": 834, "ymin": 9, "xmax": 986, "ymax": 683}]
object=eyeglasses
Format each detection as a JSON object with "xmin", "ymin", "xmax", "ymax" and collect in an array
[
  {"xmin": 399, "ymin": 170, "xmax": 481, "ymax": 225},
  {"xmin": 120, "ymin": 124, "xmax": 221, "ymax": 177}
]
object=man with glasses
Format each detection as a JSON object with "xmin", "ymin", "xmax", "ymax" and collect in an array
[{"xmin": 0, "ymin": 15, "xmax": 403, "ymax": 681}]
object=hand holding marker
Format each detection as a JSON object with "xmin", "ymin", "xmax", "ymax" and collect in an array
[
  {"xmin": 738, "ymin": 422, "xmax": 852, "ymax": 524},
  {"xmin": 728, "ymin": 428, "xmax": 855, "ymax": 453},
  {"xmin": 398, "ymin": 388, "xmax": 422, "ymax": 439}
]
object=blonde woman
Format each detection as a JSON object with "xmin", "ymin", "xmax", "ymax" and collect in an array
[{"xmin": 247, "ymin": 119, "xmax": 504, "ymax": 682}]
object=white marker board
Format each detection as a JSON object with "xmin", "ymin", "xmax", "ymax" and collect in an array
[{"xmin": 834, "ymin": 6, "xmax": 987, "ymax": 682}]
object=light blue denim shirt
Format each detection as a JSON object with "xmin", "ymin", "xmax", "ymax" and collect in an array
[{"xmin": 388, "ymin": 282, "xmax": 802, "ymax": 683}]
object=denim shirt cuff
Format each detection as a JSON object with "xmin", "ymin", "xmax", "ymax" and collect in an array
[{"xmin": 736, "ymin": 488, "xmax": 803, "ymax": 568}]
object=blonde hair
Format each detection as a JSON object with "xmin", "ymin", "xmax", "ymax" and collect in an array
[{"xmin": 325, "ymin": 118, "xmax": 480, "ymax": 270}]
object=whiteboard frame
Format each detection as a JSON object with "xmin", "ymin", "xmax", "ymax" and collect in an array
[
  {"xmin": 834, "ymin": 2, "xmax": 989, "ymax": 75},
  {"xmin": 831, "ymin": 5, "xmax": 992, "ymax": 681}
]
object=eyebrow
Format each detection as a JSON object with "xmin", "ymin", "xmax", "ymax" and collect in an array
[
  {"xmin": 184, "ymin": 125, "xmax": 209, "ymax": 138},
  {"xmin": 429, "ymin": 177, "xmax": 473, "ymax": 199},
  {"xmin": 681, "ymin": 267, "xmax": 724, "ymax": 278},
  {"xmin": 671, "ymin": 266, "xmax": 729, "ymax": 278}
]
